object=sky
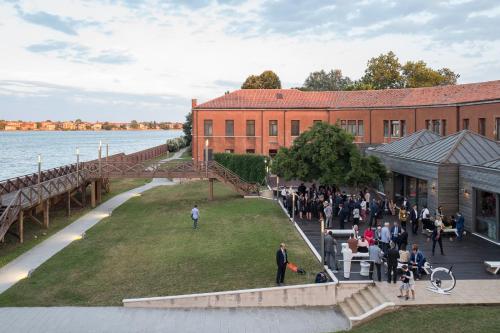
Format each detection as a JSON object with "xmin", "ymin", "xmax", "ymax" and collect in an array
[{"xmin": 0, "ymin": 0, "xmax": 499, "ymax": 122}]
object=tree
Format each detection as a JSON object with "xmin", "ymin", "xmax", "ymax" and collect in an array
[
  {"xmin": 362, "ymin": 51, "xmax": 402, "ymax": 89},
  {"xmin": 241, "ymin": 70, "xmax": 281, "ymax": 89},
  {"xmin": 302, "ymin": 69, "xmax": 353, "ymax": 91},
  {"xmin": 271, "ymin": 122, "xmax": 386, "ymax": 188},
  {"xmin": 437, "ymin": 68, "xmax": 460, "ymax": 85},
  {"xmin": 130, "ymin": 120, "xmax": 139, "ymax": 129},
  {"xmin": 183, "ymin": 112, "xmax": 192, "ymax": 146},
  {"xmin": 401, "ymin": 61, "xmax": 460, "ymax": 88}
]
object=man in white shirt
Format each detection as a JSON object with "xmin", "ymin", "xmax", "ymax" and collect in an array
[
  {"xmin": 191, "ymin": 204, "xmax": 200, "ymax": 229},
  {"xmin": 421, "ymin": 205, "xmax": 431, "ymax": 230}
]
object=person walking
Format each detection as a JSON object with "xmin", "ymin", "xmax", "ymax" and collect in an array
[
  {"xmin": 399, "ymin": 228, "xmax": 408, "ymax": 251},
  {"xmin": 431, "ymin": 223, "xmax": 445, "ymax": 256},
  {"xmin": 410, "ymin": 204, "xmax": 419, "ymax": 235},
  {"xmin": 369, "ymin": 242, "xmax": 383, "ymax": 282},
  {"xmin": 456, "ymin": 212, "xmax": 465, "ymax": 241},
  {"xmin": 191, "ymin": 204, "xmax": 200, "ymax": 229},
  {"xmin": 324, "ymin": 202, "xmax": 333, "ymax": 229},
  {"xmin": 387, "ymin": 241, "xmax": 399, "ymax": 284},
  {"xmin": 276, "ymin": 243, "xmax": 288, "ymax": 285}
]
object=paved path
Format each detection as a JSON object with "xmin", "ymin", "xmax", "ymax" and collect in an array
[
  {"xmin": 0, "ymin": 307, "xmax": 350, "ymax": 333},
  {"xmin": 0, "ymin": 148, "xmax": 186, "ymax": 294}
]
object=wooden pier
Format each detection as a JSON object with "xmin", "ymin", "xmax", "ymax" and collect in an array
[{"xmin": 0, "ymin": 144, "xmax": 259, "ymax": 243}]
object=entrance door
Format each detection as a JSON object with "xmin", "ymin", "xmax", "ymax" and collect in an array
[{"xmin": 207, "ymin": 149, "xmax": 213, "ymax": 161}]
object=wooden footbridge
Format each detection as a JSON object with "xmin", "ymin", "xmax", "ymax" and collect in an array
[{"xmin": 0, "ymin": 144, "xmax": 259, "ymax": 244}]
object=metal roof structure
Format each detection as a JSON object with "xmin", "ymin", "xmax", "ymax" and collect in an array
[
  {"xmin": 399, "ymin": 130, "xmax": 500, "ymax": 165},
  {"xmin": 481, "ymin": 158, "xmax": 500, "ymax": 170},
  {"xmin": 373, "ymin": 129, "xmax": 441, "ymax": 155}
]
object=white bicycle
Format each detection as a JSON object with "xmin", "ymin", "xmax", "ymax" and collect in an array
[{"xmin": 425, "ymin": 263, "xmax": 456, "ymax": 295}]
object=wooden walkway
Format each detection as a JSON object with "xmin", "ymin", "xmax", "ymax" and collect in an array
[{"xmin": 294, "ymin": 213, "xmax": 500, "ymax": 281}]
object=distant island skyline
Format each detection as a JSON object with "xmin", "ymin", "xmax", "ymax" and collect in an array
[{"xmin": 0, "ymin": 119, "xmax": 183, "ymax": 131}]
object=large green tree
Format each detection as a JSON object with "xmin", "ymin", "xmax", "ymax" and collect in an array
[
  {"xmin": 271, "ymin": 123, "xmax": 386, "ymax": 188},
  {"xmin": 241, "ymin": 70, "xmax": 281, "ymax": 89},
  {"xmin": 182, "ymin": 112, "xmax": 192, "ymax": 146},
  {"xmin": 362, "ymin": 51, "xmax": 402, "ymax": 89},
  {"xmin": 402, "ymin": 61, "xmax": 460, "ymax": 88},
  {"xmin": 302, "ymin": 69, "xmax": 353, "ymax": 91}
]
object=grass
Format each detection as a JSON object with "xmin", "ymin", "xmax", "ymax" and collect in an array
[
  {"xmin": 178, "ymin": 148, "xmax": 192, "ymax": 160},
  {"xmin": 342, "ymin": 305, "xmax": 500, "ymax": 333},
  {"xmin": 0, "ymin": 178, "xmax": 150, "ymax": 268},
  {"xmin": 0, "ymin": 181, "xmax": 322, "ymax": 306}
]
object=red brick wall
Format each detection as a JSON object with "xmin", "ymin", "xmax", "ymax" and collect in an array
[{"xmin": 192, "ymin": 102, "xmax": 500, "ymax": 162}]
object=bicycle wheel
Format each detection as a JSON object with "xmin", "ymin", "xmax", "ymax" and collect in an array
[{"xmin": 430, "ymin": 267, "xmax": 456, "ymax": 292}]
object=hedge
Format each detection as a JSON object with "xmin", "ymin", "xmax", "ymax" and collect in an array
[
  {"xmin": 213, "ymin": 153, "xmax": 267, "ymax": 184},
  {"xmin": 166, "ymin": 137, "xmax": 188, "ymax": 152}
]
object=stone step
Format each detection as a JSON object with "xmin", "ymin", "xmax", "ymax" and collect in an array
[
  {"xmin": 345, "ymin": 295, "xmax": 364, "ymax": 317},
  {"xmin": 360, "ymin": 288, "xmax": 380, "ymax": 309},
  {"xmin": 338, "ymin": 301, "xmax": 355, "ymax": 318},
  {"xmin": 368, "ymin": 285, "xmax": 389, "ymax": 304},
  {"xmin": 352, "ymin": 292, "xmax": 371, "ymax": 314}
]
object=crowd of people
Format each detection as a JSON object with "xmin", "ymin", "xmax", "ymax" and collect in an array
[{"xmin": 280, "ymin": 183, "xmax": 466, "ymax": 301}]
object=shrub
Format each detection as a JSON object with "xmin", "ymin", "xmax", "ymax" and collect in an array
[{"xmin": 214, "ymin": 153, "xmax": 267, "ymax": 184}]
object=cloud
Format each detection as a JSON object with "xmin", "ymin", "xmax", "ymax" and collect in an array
[
  {"xmin": 0, "ymin": 80, "xmax": 188, "ymax": 121},
  {"xmin": 16, "ymin": 7, "xmax": 101, "ymax": 35},
  {"xmin": 25, "ymin": 40, "xmax": 134, "ymax": 64}
]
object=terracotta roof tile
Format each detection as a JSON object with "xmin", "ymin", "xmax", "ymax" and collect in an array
[{"xmin": 195, "ymin": 80, "xmax": 500, "ymax": 109}]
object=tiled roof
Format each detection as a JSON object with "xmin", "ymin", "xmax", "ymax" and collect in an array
[
  {"xmin": 195, "ymin": 80, "xmax": 500, "ymax": 109},
  {"xmin": 373, "ymin": 130, "xmax": 441, "ymax": 155},
  {"xmin": 399, "ymin": 130, "xmax": 500, "ymax": 165}
]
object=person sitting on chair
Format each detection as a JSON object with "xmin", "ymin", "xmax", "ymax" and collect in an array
[{"xmin": 409, "ymin": 244, "xmax": 426, "ymax": 280}]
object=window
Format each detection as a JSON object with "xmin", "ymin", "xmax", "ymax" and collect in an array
[
  {"xmin": 441, "ymin": 119, "xmax": 446, "ymax": 136},
  {"xmin": 391, "ymin": 120, "xmax": 400, "ymax": 137},
  {"xmin": 432, "ymin": 120, "xmax": 440, "ymax": 135},
  {"xmin": 204, "ymin": 120, "xmax": 213, "ymax": 136},
  {"xmin": 246, "ymin": 149, "xmax": 255, "ymax": 154},
  {"xmin": 346, "ymin": 120, "xmax": 357, "ymax": 135},
  {"xmin": 246, "ymin": 120, "xmax": 255, "ymax": 137},
  {"xmin": 475, "ymin": 190, "xmax": 498, "ymax": 241},
  {"xmin": 225, "ymin": 120, "xmax": 234, "ymax": 136},
  {"xmin": 224, "ymin": 149, "xmax": 234, "ymax": 153},
  {"xmin": 425, "ymin": 120, "xmax": 431, "ymax": 130},
  {"xmin": 496, "ymin": 118, "xmax": 500, "ymax": 141},
  {"xmin": 291, "ymin": 120, "xmax": 300, "ymax": 136},
  {"xmin": 340, "ymin": 120, "xmax": 347, "ymax": 131},
  {"xmin": 400, "ymin": 120, "xmax": 406, "ymax": 137},
  {"xmin": 269, "ymin": 149, "xmax": 278, "ymax": 157},
  {"xmin": 463, "ymin": 118, "xmax": 469, "ymax": 130},
  {"xmin": 357, "ymin": 120, "xmax": 364, "ymax": 136},
  {"xmin": 269, "ymin": 120, "xmax": 278, "ymax": 136},
  {"xmin": 479, "ymin": 118, "xmax": 486, "ymax": 136},
  {"xmin": 383, "ymin": 120, "xmax": 389, "ymax": 137}
]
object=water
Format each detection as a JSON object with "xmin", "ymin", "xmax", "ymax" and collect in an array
[{"xmin": 0, "ymin": 130, "xmax": 182, "ymax": 180}]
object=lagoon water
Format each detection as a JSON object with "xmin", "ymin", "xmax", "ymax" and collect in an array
[{"xmin": 0, "ymin": 130, "xmax": 182, "ymax": 180}]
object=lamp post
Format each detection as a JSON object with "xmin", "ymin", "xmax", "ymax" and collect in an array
[
  {"xmin": 76, "ymin": 148, "xmax": 80, "ymax": 187},
  {"xmin": 37, "ymin": 154, "xmax": 42, "ymax": 203},
  {"xmin": 205, "ymin": 139, "xmax": 209, "ymax": 178}
]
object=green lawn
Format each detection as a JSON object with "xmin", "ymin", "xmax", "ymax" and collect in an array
[
  {"xmin": 0, "ymin": 178, "xmax": 150, "ymax": 268},
  {"xmin": 178, "ymin": 148, "xmax": 192, "ymax": 160},
  {"xmin": 0, "ymin": 181, "xmax": 322, "ymax": 306},
  {"xmin": 343, "ymin": 305, "xmax": 500, "ymax": 333}
]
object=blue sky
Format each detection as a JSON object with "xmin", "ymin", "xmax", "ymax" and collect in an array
[{"xmin": 1, "ymin": 0, "xmax": 499, "ymax": 122}]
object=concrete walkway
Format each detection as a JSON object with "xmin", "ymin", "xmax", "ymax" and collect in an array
[
  {"xmin": 0, "ymin": 148, "xmax": 186, "ymax": 294},
  {"xmin": 0, "ymin": 307, "xmax": 350, "ymax": 333}
]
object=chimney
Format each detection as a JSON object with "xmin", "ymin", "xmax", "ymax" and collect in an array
[{"xmin": 191, "ymin": 98, "xmax": 197, "ymax": 108}]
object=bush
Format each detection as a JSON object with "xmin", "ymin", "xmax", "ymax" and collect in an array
[
  {"xmin": 166, "ymin": 137, "xmax": 187, "ymax": 152},
  {"xmin": 214, "ymin": 153, "xmax": 267, "ymax": 184}
]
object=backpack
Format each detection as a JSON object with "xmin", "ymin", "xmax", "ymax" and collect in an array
[{"xmin": 315, "ymin": 272, "xmax": 328, "ymax": 283}]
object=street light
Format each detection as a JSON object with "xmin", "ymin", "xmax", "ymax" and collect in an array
[
  {"xmin": 76, "ymin": 148, "xmax": 80, "ymax": 187},
  {"xmin": 205, "ymin": 139, "xmax": 209, "ymax": 178}
]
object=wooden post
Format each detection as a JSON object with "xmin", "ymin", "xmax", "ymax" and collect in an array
[
  {"xmin": 91, "ymin": 181, "xmax": 96, "ymax": 208},
  {"xmin": 209, "ymin": 178, "xmax": 214, "ymax": 201},
  {"xmin": 67, "ymin": 191, "xmax": 71, "ymax": 217},
  {"xmin": 43, "ymin": 200, "xmax": 49, "ymax": 229},
  {"xmin": 81, "ymin": 184, "xmax": 86, "ymax": 206},
  {"xmin": 96, "ymin": 180, "xmax": 102, "ymax": 204},
  {"xmin": 18, "ymin": 210, "xmax": 24, "ymax": 243}
]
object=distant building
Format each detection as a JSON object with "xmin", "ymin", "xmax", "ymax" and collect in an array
[
  {"xmin": 5, "ymin": 121, "xmax": 21, "ymax": 131},
  {"xmin": 63, "ymin": 121, "xmax": 76, "ymax": 130},
  {"xmin": 93, "ymin": 123, "xmax": 103, "ymax": 131},
  {"xmin": 20, "ymin": 122, "xmax": 37, "ymax": 130}
]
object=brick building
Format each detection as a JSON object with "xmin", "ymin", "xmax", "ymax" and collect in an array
[{"xmin": 192, "ymin": 80, "xmax": 500, "ymax": 162}]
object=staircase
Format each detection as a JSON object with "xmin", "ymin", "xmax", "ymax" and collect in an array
[
  {"xmin": 0, "ymin": 192, "xmax": 22, "ymax": 241},
  {"xmin": 339, "ymin": 285, "xmax": 395, "ymax": 326},
  {"xmin": 208, "ymin": 161, "xmax": 260, "ymax": 196}
]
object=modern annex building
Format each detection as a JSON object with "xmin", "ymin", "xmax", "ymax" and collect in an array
[{"xmin": 191, "ymin": 80, "xmax": 500, "ymax": 161}]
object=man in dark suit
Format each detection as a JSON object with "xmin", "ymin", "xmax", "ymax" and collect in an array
[
  {"xmin": 276, "ymin": 243, "xmax": 288, "ymax": 285},
  {"xmin": 410, "ymin": 204, "xmax": 419, "ymax": 235},
  {"xmin": 386, "ymin": 241, "xmax": 399, "ymax": 283}
]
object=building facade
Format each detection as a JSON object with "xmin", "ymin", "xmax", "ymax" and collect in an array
[{"xmin": 192, "ymin": 80, "xmax": 500, "ymax": 163}]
